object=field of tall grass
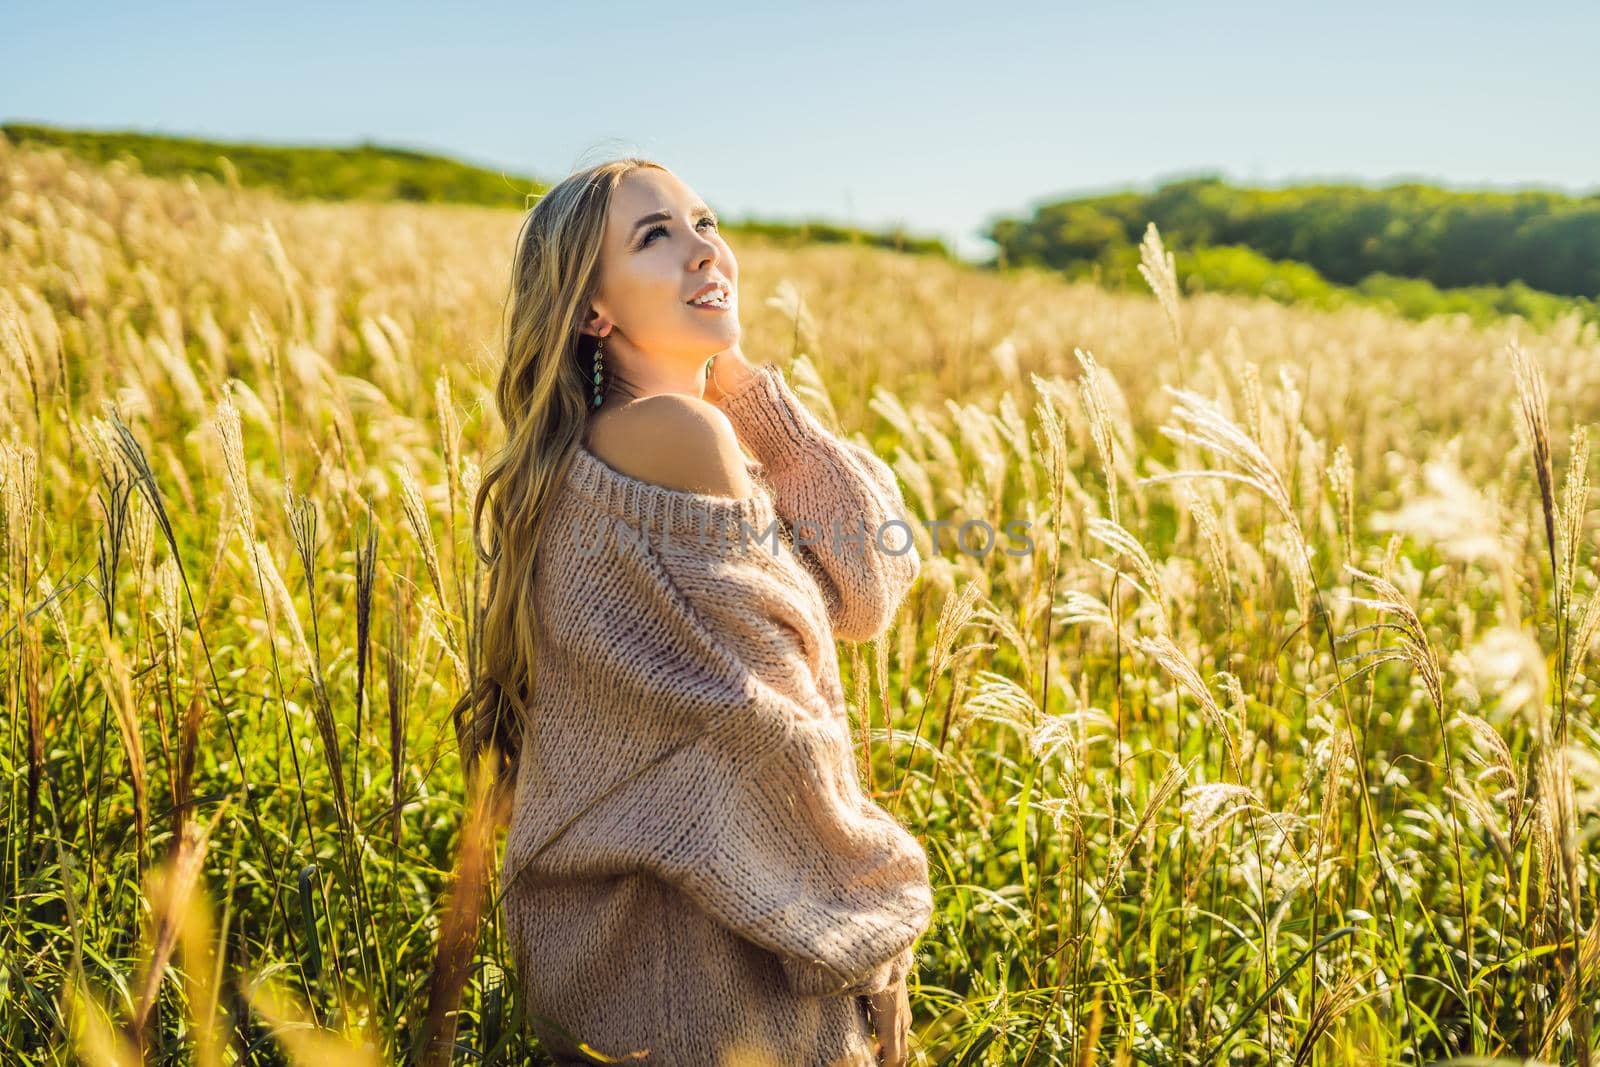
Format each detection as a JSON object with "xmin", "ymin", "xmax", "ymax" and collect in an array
[{"xmin": 2, "ymin": 135, "xmax": 1597, "ymax": 1065}]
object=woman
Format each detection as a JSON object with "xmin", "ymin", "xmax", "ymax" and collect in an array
[{"xmin": 456, "ymin": 157, "xmax": 932, "ymax": 1066}]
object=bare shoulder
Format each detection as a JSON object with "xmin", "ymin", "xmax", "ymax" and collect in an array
[{"xmin": 587, "ymin": 392, "xmax": 754, "ymax": 498}]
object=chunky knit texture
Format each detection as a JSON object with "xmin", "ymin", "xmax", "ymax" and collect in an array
[{"xmin": 500, "ymin": 361, "xmax": 932, "ymax": 1066}]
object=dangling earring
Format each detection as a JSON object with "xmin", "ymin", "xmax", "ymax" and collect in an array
[{"xmin": 591, "ymin": 333, "xmax": 606, "ymax": 409}]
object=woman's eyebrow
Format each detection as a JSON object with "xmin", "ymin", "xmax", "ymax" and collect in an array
[{"xmin": 630, "ymin": 203, "xmax": 713, "ymax": 236}]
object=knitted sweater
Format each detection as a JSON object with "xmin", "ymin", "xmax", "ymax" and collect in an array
[{"xmin": 499, "ymin": 362, "xmax": 933, "ymax": 1067}]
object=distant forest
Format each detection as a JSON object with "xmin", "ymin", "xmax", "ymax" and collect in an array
[{"xmin": 985, "ymin": 175, "xmax": 1600, "ymax": 327}]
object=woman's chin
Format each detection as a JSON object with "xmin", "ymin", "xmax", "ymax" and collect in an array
[{"xmin": 691, "ymin": 319, "xmax": 741, "ymax": 347}]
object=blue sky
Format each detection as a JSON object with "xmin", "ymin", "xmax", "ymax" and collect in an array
[{"xmin": 5, "ymin": 1, "xmax": 1597, "ymax": 261}]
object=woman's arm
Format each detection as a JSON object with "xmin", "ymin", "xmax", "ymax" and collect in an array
[
  {"xmin": 643, "ymin": 534, "xmax": 931, "ymax": 996},
  {"xmin": 711, "ymin": 357, "xmax": 922, "ymax": 643}
]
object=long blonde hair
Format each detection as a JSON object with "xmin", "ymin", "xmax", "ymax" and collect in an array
[{"xmin": 452, "ymin": 156, "xmax": 667, "ymax": 799}]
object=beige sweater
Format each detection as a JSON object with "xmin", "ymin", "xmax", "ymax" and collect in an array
[{"xmin": 499, "ymin": 362, "xmax": 933, "ymax": 1066}]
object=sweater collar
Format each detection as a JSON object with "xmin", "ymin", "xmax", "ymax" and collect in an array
[{"xmin": 564, "ymin": 441, "xmax": 780, "ymax": 546}]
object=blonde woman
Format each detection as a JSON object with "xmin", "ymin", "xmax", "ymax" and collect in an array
[{"xmin": 455, "ymin": 158, "xmax": 931, "ymax": 1066}]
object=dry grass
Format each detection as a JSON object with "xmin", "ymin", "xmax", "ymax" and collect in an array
[{"xmin": 2, "ymin": 132, "xmax": 1599, "ymax": 1064}]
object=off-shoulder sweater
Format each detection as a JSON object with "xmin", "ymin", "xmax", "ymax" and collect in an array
[{"xmin": 499, "ymin": 361, "xmax": 933, "ymax": 1066}]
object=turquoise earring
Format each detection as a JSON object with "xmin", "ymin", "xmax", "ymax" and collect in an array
[{"xmin": 591, "ymin": 333, "xmax": 606, "ymax": 408}]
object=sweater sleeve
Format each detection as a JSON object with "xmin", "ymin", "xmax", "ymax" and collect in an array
[
  {"xmin": 529, "ymin": 482, "xmax": 933, "ymax": 998},
  {"xmin": 716, "ymin": 362, "xmax": 922, "ymax": 643},
  {"xmin": 641, "ymin": 523, "xmax": 932, "ymax": 998}
]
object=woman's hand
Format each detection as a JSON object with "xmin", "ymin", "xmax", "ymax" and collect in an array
[
  {"xmin": 701, "ymin": 344, "xmax": 760, "ymax": 408},
  {"xmin": 864, "ymin": 977, "xmax": 911, "ymax": 1066}
]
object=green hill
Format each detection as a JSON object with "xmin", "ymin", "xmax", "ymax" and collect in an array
[
  {"xmin": 1, "ymin": 122, "xmax": 953, "ymax": 259},
  {"xmin": 2, "ymin": 121, "xmax": 545, "ymax": 206}
]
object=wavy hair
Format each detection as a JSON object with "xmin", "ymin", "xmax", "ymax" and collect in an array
[{"xmin": 451, "ymin": 157, "xmax": 666, "ymax": 802}]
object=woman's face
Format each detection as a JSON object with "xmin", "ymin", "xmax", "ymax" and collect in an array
[{"xmin": 585, "ymin": 167, "xmax": 739, "ymax": 367}]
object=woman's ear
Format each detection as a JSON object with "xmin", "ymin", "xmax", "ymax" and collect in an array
[{"xmin": 579, "ymin": 306, "xmax": 610, "ymax": 338}]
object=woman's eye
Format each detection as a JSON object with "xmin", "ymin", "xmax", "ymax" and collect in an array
[{"xmin": 642, "ymin": 216, "xmax": 717, "ymax": 246}]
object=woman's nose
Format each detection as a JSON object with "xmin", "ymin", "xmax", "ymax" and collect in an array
[{"xmin": 690, "ymin": 242, "xmax": 716, "ymax": 269}]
